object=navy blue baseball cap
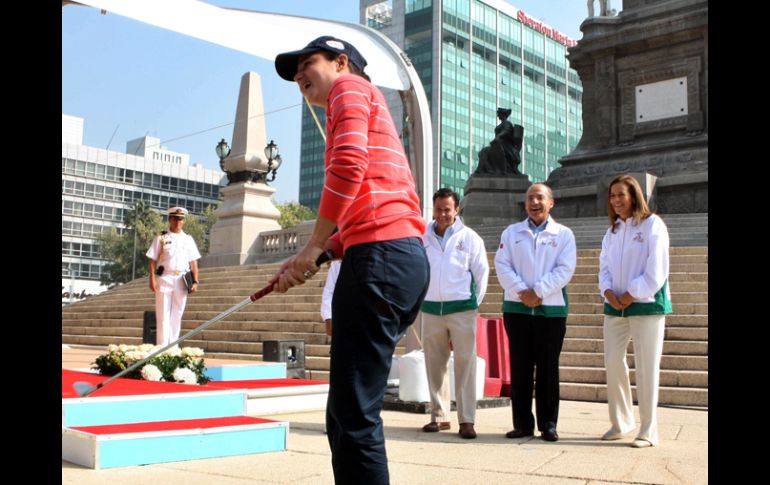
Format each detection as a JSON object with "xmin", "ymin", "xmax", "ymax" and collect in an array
[{"xmin": 274, "ymin": 36, "xmax": 368, "ymax": 81}]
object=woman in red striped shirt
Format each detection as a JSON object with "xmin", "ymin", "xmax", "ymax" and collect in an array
[{"xmin": 273, "ymin": 36, "xmax": 429, "ymax": 485}]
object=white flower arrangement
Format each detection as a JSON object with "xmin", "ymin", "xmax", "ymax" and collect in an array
[
  {"xmin": 172, "ymin": 367, "xmax": 198, "ymax": 385},
  {"xmin": 93, "ymin": 344, "xmax": 210, "ymax": 385},
  {"xmin": 141, "ymin": 364, "xmax": 164, "ymax": 382}
]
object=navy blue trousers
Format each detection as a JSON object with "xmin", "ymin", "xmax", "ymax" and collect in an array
[{"xmin": 327, "ymin": 237, "xmax": 429, "ymax": 485}]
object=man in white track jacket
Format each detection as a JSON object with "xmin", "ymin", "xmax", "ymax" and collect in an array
[
  {"xmin": 419, "ymin": 188, "xmax": 489, "ymax": 440},
  {"xmin": 494, "ymin": 184, "xmax": 576, "ymax": 442}
]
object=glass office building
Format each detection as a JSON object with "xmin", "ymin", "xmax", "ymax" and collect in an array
[{"xmin": 298, "ymin": 0, "xmax": 582, "ymax": 208}]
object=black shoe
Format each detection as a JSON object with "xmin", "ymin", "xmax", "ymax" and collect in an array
[
  {"xmin": 541, "ymin": 427, "xmax": 559, "ymax": 442},
  {"xmin": 459, "ymin": 423, "xmax": 477, "ymax": 439},
  {"xmin": 505, "ymin": 429, "xmax": 534, "ymax": 439},
  {"xmin": 422, "ymin": 421, "xmax": 451, "ymax": 432}
]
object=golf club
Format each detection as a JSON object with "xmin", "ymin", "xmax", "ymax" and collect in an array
[{"xmin": 73, "ymin": 250, "xmax": 334, "ymax": 397}]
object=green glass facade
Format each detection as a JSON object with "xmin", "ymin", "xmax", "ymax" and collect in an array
[
  {"xmin": 298, "ymin": 103, "xmax": 327, "ymax": 211},
  {"xmin": 430, "ymin": 0, "xmax": 583, "ymax": 195},
  {"xmin": 298, "ymin": 0, "xmax": 582, "ymax": 208}
]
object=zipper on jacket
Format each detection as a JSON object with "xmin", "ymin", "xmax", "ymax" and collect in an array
[
  {"xmin": 619, "ymin": 221, "xmax": 626, "ymax": 298},
  {"xmin": 618, "ymin": 220, "xmax": 627, "ymax": 317}
]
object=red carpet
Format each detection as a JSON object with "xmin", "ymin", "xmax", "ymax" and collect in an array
[{"xmin": 70, "ymin": 415, "xmax": 277, "ymax": 435}]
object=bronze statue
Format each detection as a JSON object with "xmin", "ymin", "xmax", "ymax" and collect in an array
[{"xmin": 474, "ymin": 108, "xmax": 524, "ymax": 176}]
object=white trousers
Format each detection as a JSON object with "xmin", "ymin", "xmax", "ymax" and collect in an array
[
  {"xmin": 422, "ymin": 310, "xmax": 478, "ymax": 424},
  {"xmin": 603, "ymin": 314, "xmax": 665, "ymax": 445},
  {"xmin": 155, "ymin": 274, "xmax": 188, "ymax": 346}
]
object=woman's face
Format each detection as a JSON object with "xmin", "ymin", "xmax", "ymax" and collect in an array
[
  {"xmin": 609, "ymin": 182, "xmax": 634, "ymax": 219},
  {"xmin": 294, "ymin": 52, "xmax": 341, "ymax": 106}
]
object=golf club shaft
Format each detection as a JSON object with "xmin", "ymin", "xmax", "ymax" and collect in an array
[{"xmin": 81, "ymin": 250, "xmax": 334, "ymax": 397}]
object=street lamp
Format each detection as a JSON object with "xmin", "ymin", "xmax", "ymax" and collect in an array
[
  {"xmin": 216, "ymin": 138, "xmax": 231, "ymax": 171},
  {"xmin": 264, "ymin": 140, "xmax": 282, "ymax": 183}
]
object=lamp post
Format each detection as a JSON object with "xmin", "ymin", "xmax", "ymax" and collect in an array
[
  {"xmin": 263, "ymin": 140, "xmax": 282, "ymax": 183},
  {"xmin": 216, "ymin": 138, "xmax": 231, "ymax": 171}
]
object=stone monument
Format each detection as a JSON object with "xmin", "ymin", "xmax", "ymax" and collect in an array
[
  {"xmin": 547, "ymin": 0, "xmax": 708, "ymax": 218},
  {"xmin": 201, "ymin": 71, "xmax": 282, "ymax": 267},
  {"xmin": 459, "ymin": 108, "xmax": 530, "ymax": 226}
]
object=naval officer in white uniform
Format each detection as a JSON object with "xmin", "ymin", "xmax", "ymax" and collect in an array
[{"xmin": 146, "ymin": 206, "xmax": 201, "ymax": 346}]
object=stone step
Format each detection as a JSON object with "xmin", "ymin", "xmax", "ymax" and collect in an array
[
  {"xmin": 566, "ymin": 282, "xmax": 707, "ymax": 293},
  {"xmin": 63, "ymin": 295, "xmax": 328, "ymax": 314},
  {"xmin": 61, "ymin": 326, "xmax": 142, "ymax": 337},
  {"xmin": 572, "ymin": 254, "xmax": 707, "ymax": 264},
  {"xmin": 559, "ymin": 382, "xmax": 707, "ymax": 407},
  {"xmin": 562, "ymin": 338, "xmax": 707, "ymax": 356},
  {"xmin": 559, "ymin": 351, "xmax": 707, "ymax": 371},
  {"xmin": 60, "ymin": 318, "xmax": 329, "ymax": 337},
  {"xmin": 569, "ymin": 272, "xmax": 707, "ymax": 283},
  {"xmin": 62, "ymin": 334, "xmax": 141, "ymax": 347},
  {"xmin": 480, "ymin": 302, "xmax": 708, "ymax": 316},
  {"xmin": 564, "ymin": 292, "xmax": 706, "ymax": 304},
  {"xmin": 190, "ymin": 328, "xmax": 329, "ymax": 345},
  {"xmin": 559, "ymin": 367, "xmax": 708, "ymax": 388},
  {"xmin": 565, "ymin": 313, "xmax": 707, "ymax": 326},
  {"xmin": 571, "ymin": 263, "xmax": 708, "ymax": 273},
  {"xmin": 565, "ymin": 325, "xmax": 707, "ymax": 340}
]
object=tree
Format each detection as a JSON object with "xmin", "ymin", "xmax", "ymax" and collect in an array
[
  {"xmin": 274, "ymin": 201, "xmax": 316, "ymax": 229},
  {"xmin": 183, "ymin": 204, "xmax": 218, "ymax": 256},
  {"xmin": 96, "ymin": 200, "xmax": 164, "ymax": 286}
]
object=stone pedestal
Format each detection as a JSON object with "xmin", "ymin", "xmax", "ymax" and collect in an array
[
  {"xmin": 459, "ymin": 175, "xmax": 531, "ymax": 228},
  {"xmin": 547, "ymin": 0, "xmax": 708, "ymax": 217},
  {"xmin": 201, "ymin": 182, "xmax": 281, "ymax": 267}
]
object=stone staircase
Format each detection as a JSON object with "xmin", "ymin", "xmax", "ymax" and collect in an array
[
  {"xmin": 479, "ymin": 246, "xmax": 708, "ymax": 407},
  {"xmin": 62, "ymin": 243, "xmax": 707, "ymax": 408}
]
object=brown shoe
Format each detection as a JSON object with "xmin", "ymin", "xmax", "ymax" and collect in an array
[
  {"xmin": 459, "ymin": 423, "xmax": 477, "ymax": 439},
  {"xmin": 422, "ymin": 421, "xmax": 451, "ymax": 432}
]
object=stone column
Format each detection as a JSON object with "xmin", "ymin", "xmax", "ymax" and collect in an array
[{"xmin": 201, "ymin": 72, "xmax": 281, "ymax": 267}]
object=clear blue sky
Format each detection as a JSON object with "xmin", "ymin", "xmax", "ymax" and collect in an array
[{"xmin": 62, "ymin": 0, "xmax": 586, "ymax": 204}]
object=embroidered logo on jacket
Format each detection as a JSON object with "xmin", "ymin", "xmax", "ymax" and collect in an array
[
  {"xmin": 456, "ymin": 241, "xmax": 465, "ymax": 252},
  {"xmin": 540, "ymin": 238, "xmax": 558, "ymax": 247},
  {"xmin": 633, "ymin": 232, "xmax": 644, "ymax": 243}
]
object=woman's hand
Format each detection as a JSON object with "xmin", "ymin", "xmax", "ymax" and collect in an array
[{"xmin": 604, "ymin": 290, "xmax": 627, "ymax": 311}]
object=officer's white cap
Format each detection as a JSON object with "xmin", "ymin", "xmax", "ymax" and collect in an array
[{"xmin": 168, "ymin": 207, "xmax": 189, "ymax": 218}]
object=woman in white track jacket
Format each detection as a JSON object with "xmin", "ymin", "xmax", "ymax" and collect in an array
[{"xmin": 599, "ymin": 174, "xmax": 672, "ymax": 448}]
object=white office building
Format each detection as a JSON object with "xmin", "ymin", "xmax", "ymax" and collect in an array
[{"xmin": 62, "ymin": 114, "xmax": 225, "ymax": 303}]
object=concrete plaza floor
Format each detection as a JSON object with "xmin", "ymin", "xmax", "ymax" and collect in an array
[{"xmin": 62, "ymin": 345, "xmax": 707, "ymax": 484}]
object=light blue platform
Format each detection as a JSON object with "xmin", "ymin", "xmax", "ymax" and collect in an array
[
  {"xmin": 62, "ymin": 389, "xmax": 246, "ymax": 427},
  {"xmin": 205, "ymin": 362, "xmax": 286, "ymax": 381},
  {"xmin": 62, "ymin": 420, "xmax": 289, "ymax": 469}
]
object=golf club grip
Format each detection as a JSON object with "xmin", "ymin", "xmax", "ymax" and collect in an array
[{"xmin": 250, "ymin": 250, "xmax": 334, "ymax": 302}]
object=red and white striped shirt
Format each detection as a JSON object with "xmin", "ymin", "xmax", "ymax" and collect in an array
[{"xmin": 318, "ymin": 74, "xmax": 425, "ymax": 251}]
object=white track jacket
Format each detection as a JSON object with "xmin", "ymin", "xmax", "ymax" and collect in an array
[
  {"xmin": 494, "ymin": 216, "xmax": 576, "ymax": 317},
  {"xmin": 421, "ymin": 218, "xmax": 489, "ymax": 316},
  {"xmin": 598, "ymin": 214, "xmax": 672, "ymax": 317}
]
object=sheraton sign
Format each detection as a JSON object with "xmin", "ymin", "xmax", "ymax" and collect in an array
[{"xmin": 517, "ymin": 10, "xmax": 577, "ymax": 48}]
